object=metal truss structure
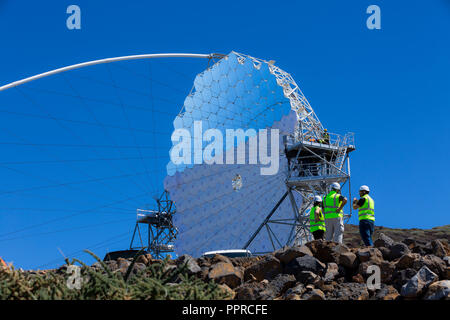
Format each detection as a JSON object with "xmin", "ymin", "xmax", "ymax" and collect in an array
[
  {"xmin": 130, "ymin": 191, "xmax": 178, "ymax": 258},
  {"xmin": 243, "ymin": 131, "xmax": 356, "ymax": 251},
  {"xmin": 233, "ymin": 52, "xmax": 324, "ymax": 142}
]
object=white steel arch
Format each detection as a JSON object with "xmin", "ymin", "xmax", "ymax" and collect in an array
[{"xmin": 0, "ymin": 53, "xmax": 215, "ymax": 92}]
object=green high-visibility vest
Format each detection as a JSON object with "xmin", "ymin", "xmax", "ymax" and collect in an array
[
  {"xmin": 358, "ymin": 194, "xmax": 375, "ymax": 221},
  {"xmin": 323, "ymin": 190, "xmax": 343, "ymax": 219},
  {"xmin": 309, "ymin": 205, "xmax": 326, "ymax": 232}
]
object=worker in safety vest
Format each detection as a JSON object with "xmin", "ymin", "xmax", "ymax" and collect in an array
[
  {"xmin": 323, "ymin": 129, "xmax": 330, "ymax": 144},
  {"xmin": 353, "ymin": 185, "xmax": 375, "ymax": 246},
  {"xmin": 309, "ymin": 195, "xmax": 326, "ymax": 240},
  {"xmin": 323, "ymin": 182, "xmax": 347, "ymax": 243}
]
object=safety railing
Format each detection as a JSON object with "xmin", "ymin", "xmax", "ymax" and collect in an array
[{"xmin": 285, "ymin": 131, "xmax": 355, "ymax": 150}]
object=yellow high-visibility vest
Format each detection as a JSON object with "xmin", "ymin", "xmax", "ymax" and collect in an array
[
  {"xmin": 309, "ymin": 205, "xmax": 326, "ymax": 232},
  {"xmin": 358, "ymin": 194, "xmax": 375, "ymax": 221},
  {"xmin": 323, "ymin": 191, "xmax": 343, "ymax": 219}
]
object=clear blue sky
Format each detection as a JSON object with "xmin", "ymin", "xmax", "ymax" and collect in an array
[{"xmin": 0, "ymin": 1, "xmax": 449, "ymax": 269}]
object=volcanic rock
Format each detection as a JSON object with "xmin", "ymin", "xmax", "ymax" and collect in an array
[
  {"xmin": 302, "ymin": 288, "xmax": 325, "ymax": 300},
  {"xmin": 374, "ymin": 284, "xmax": 400, "ymax": 300},
  {"xmin": 423, "ymin": 280, "xmax": 450, "ymax": 300},
  {"xmin": 258, "ymin": 274, "xmax": 297, "ymax": 299},
  {"xmin": 244, "ymin": 255, "xmax": 282, "ymax": 282},
  {"xmin": 284, "ymin": 255, "xmax": 326, "ymax": 279},
  {"xmin": 327, "ymin": 283, "xmax": 369, "ymax": 300},
  {"xmin": 431, "ymin": 240, "xmax": 448, "ymax": 258},
  {"xmin": 208, "ymin": 262, "xmax": 243, "ymax": 289},
  {"xmin": 305, "ymin": 241, "xmax": 350, "ymax": 264},
  {"xmin": 413, "ymin": 254, "xmax": 447, "ymax": 278},
  {"xmin": 396, "ymin": 253, "xmax": 421, "ymax": 269},
  {"xmin": 389, "ymin": 243, "xmax": 411, "ymax": 260},
  {"xmin": 401, "ymin": 266, "xmax": 438, "ymax": 298},
  {"xmin": 274, "ymin": 245, "xmax": 313, "ymax": 264},
  {"xmin": 324, "ymin": 262, "xmax": 339, "ymax": 282},
  {"xmin": 175, "ymin": 254, "xmax": 202, "ymax": 275},
  {"xmin": 284, "ymin": 283, "xmax": 306, "ymax": 299},
  {"xmin": 338, "ymin": 252, "xmax": 357, "ymax": 268},
  {"xmin": 356, "ymin": 248, "xmax": 383, "ymax": 264},
  {"xmin": 374, "ymin": 233, "xmax": 395, "ymax": 248},
  {"xmin": 234, "ymin": 282, "xmax": 267, "ymax": 300}
]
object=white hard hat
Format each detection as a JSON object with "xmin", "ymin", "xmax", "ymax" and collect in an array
[
  {"xmin": 360, "ymin": 185, "xmax": 370, "ymax": 192},
  {"xmin": 331, "ymin": 182, "xmax": 341, "ymax": 190},
  {"xmin": 314, "ymin": 195, "xmax": 322, "ymax": 202}
]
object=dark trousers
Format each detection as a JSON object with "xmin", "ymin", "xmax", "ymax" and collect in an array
[
  {"xmin": 359, "ymin": 219, "xmax": 374, "ymax": 246},
  {"xmin": 312, "ymin": 230, "xmax": 325, "ymax": 240}
]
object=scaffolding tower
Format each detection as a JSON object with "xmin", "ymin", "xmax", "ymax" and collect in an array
[
  {"xmin": 243, "ymin": 129, "xmax": 355, "ymax": 252},
  {"xmin": 129, "ymin": 190, "xmax": 178, "ymax": 259}
]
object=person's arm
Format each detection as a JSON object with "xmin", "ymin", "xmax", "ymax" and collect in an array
[
  {"xmin": 314, "ymin": 207, "xmax": 321, "ymax": 222},
  {"xmin": 337, "ymin": 196, "xmax": 347, "ymax": 212},
  {"xmin": 353, "ymin": 198, "xmax": 365, "ymax": 209}
]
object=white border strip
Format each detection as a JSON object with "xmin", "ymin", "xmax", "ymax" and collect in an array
[{"xmin": 0, "ymin": 53, "xmax": 212, "ymax": 92}]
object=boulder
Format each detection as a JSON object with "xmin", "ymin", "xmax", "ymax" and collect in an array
[
  {"xmin": 175, "ymin": 254, "xmax": 202, "ymax": 275},
  {"xmin": 356, "ymin": 248, "xmax": 383, "ymax": 264},
  {"xmin": 374, "ymin": 284, "xmax": 400, "ymax": 300},
  {"xmin": 444, "ymin": 267, "xmax": 450, "ymax": 280},
  {"xmin": 284, "ymin": 255, "xmax": 327, "ymax": 278},
  {"xmin": 412, "ymin": 254, "xmax": 447, "ymax": 278},
  {"xmin": 208, "ymin": 262, "xmax": 243, "ymax": 289},
  {"xmin": 324, "ymin": 263, "xmax": 339, "ymax": 282},
  {"xmin": 196, "ymin": 257, "xmax": 210, "ymax": 268},
  {"xmin": 268, "ymin": 274, "xmax": 297, "ymax": 295},
  {"xmin": 327, "ymin": 283, "xmax": 369, "ymax": 300},
  {"xmin": 374, "ymin": 233, "xmax": 395, "ymax": 248},
  {"xmin": 400, "ymin": 266, "xmax": 438, "ymax": 298},
  {"xmin": 378, "ymin": 247, "xmax": 391, "ymax": 261},
  {"xmin": 402, "ymin": 238, "xmax": 417, "ymax": 249},
  {"xmin": 305, "ymin": 240, "xmax": 350, "ymax": 264},
  {"xmin": 199, "ymin": 266, "xmax": 209, "ymax": 280},
  {"xmin": 392, "ymin": 268, "xmax": 417, "ymax": 291},
  {"xmin": 358, "ymin": 262, "xmax": 378, "ymax": 279},
  {"xmin": 104, "ymin": 260, "xmax": 118, "ymax": 272},
  {"xmin": 302, "ymin": 288, "xmax": 325, "ymax": 300},
  {"xmin": 443, "ymin": 256, "xmax": 450, "ymax": 266},
  {"xmin": 357, "ymin": 260, "xmax": 394, "ymax": 283},
  {"xmin": 396, "ymin": 253, "xmax": 421, "ymax": 269},
  {"xmin": 317, "ymin": 281, "xmax": 335, "ymax": 293},
  {"xmin": 117, "ymin": 258, "xmax": 131, "ymax": 273},
  {"xmin": 234, "ymin": 282, "xmax": 267, "ymax": 300},
  {"xmin": 258, "ymin": 274, "xmax": 297, "ymax": 299},
  {"xmin": 352, "ymin": 273, "xmax": 365, "ymax": 284},
  {"xmin": 379, "ymin": 261, "xmax": 396, "ymax": 283},
  {"xmin": 211, "ymin": 254, "xmax": 232, "ymax": 265},
  {"xmin": 284, "ymin": 283, "xmax": 306, "ymax": 298},
  {"xmin": 244, "ymin": 255, "xmax": 282, "ymax": 282},
  {"xmin": 274, "ymin": 245, "xmax": 313, "ymax": 265},
  {"xmin": 163, "ymin": 264, "xmax": 177, "ymax": 274},
  {"xmin": 412, "ymin": 245, "xmax": 427, "ymax": 256},
  {"xmin": 296, "ymin": 271, "xmax": 319, "ymax": 284},
  {"xmin": 338, "ymin": 252, "xmax": 358, "ymax": 269},
  {"xmin": 431, "ymin": 240, "xmax": 448, "ymax": 258},
  {"xmin": 135, "ymin": 253, "xmax": 152, "ymax": 265},
  {"xmin": 423, "ymin": 280, "xmax": 450, "ymax": 300},
  {"xmin": 131, "ymin": 262, "xmax": 146, "ymax": 274},
  {"xmin": 389, "ymin": 243, "xmax": 410, "ymax": 260},
  {"xmin": 218, "ymin": 284, "xmax": 235, "ymax": 300}
]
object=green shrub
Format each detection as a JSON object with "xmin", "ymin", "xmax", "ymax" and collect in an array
[{"xmin": 0, "ymin": 250, "xmax": 230, "ymax": 300}]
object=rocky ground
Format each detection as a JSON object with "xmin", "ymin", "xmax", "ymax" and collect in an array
[
  {"xmin": 343, "ymin": 224, "xmax": 450, "ymax": 248},
  {"xmin": 88, "ymin": 226, "xmax": 450, "ymax": 300},
  {"xmin": 185, "ymin": 234, "xmax": 450, "ymax": 300},
  {"xmin": 2, "ymin": 225, "xmax": 450, "ymax": 300}
]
